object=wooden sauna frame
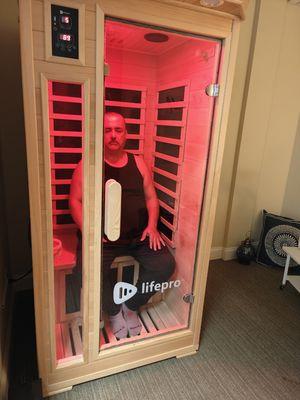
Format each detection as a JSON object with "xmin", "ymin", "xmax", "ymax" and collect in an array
[{"xmin": 19, "ymin": 0, "xmax": 248, "ymax": 396}]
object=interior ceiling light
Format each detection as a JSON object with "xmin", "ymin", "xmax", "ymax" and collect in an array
[
  {"xmin": 144, "ymin": 33, "xmax": 169, "ymax": 43},
  {"xmin": 200, "ymin": 0, "xmax": 224, "ymax": 7}
]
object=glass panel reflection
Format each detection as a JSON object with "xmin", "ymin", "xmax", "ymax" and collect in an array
[
  {"xmin": 156, "ymin": 126, "xmax": 181, "ymax": 139},
  {"xmin": 158, "ymin": 86, "xmax": 185, "ymax": 103},
  {"xmin": 105, "ymin": 88, "xmax": 142, "ymax": 103},
  {"xmin": 100, "ymin": 19, "xmax": 221, "ymax": 350},
  {"xmin": 157, "ymin": 107, "xmax": 183, "ymax": 121}
]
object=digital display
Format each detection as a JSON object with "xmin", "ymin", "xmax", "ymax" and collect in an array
[
  {"xmin": 51, "ymin": 4, "xmax": 78, "ymax": 59},
  {"xmin": 59, "ymin": 34, "xmax": 72, "ymax": 42},
  {"xmin": 61, "ymin": 16, "xmax": 70, "ymax": 24}
]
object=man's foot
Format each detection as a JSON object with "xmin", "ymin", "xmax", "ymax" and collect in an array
[
  {"xmin": 122, "ymin": 303, "xmax": 142, "ymax": 337},
  {"xmin": 108, "ymin": 309, "xmax": 128, "ymax": 339}
]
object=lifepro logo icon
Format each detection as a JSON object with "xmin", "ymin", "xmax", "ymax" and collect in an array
[
  {"xmin": 113, "ymin": 279, "xmax": 181, "ymax": 304},
  {"xmin": 113, "ymin": 282, "xmax": 137, "ymax": 305}
]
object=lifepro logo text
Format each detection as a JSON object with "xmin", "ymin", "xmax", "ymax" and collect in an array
[
  {"xmin": 113, "ymin": 279, "xmax": 181, "ymax": 304},
  {"xmin": 141, "ymin": 279, "xmax": 181, "ymax": 293}
]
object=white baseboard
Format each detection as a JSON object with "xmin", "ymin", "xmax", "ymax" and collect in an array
[
  {"xmin": 210, "ymin": 246, "xmax": 237, "ymax": 261},
  {"xmin": 222, "ymin": 246, "xmax": 238, "ymax": 261},
  {"xmin": 210, "ymin": 247, "xmax": 223, "ymax": 260},
  {"xmin": 211, "ymin": 242, "xmax": 259, "ymax": 262}
]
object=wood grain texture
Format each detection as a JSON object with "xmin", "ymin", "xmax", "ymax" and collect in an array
[
  {"xmin": 20, "ymin": 0, "xmax": 244, "ymax": 395},
  {"xmin": 156, "ymin": 0, "xmax": 248, "ymax": 20},
  {"xmin": 41, "ymin": 73, "xmax": 58, "ymax": 371},
  {"xmin": 88, "ymin": 3, "xmax": 104, "ymax": 362},
  {"xmin": 99, "ymin": 0, "xmax": 232, "ymax": 39},
  {"xmin": 47, "ymin": 329, "xmax": 196, "ymax": 394},
  {"xmin": 19, "ymin": 0, "xmax": 50, "ymax": 386},
  {"xmin": 34, "ymin": 1, "xmax": 93, "ymax": 375}
]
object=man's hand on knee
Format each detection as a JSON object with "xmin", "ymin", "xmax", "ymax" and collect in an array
[{"xmin": 141, "ymin": 226, "xmax": 165, "ymax": 251}]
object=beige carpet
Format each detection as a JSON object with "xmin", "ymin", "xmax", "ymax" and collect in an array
[{"xmin": 51, "ymin": 260, "xmax": 300, "ymax": 400}]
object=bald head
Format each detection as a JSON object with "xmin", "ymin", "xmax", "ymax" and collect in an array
[{"xmin": 104, "ymin": 112, "xmax": 126, "ymax": 126}]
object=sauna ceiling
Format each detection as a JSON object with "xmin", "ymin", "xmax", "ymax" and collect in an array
[{"xmin": 105, "ymin": 20, "xmax": 197, "ymax": 56}]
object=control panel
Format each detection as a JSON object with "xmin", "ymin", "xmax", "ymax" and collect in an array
[{"xmin": 51, "ymin": 4, "xmax": 79, "ymax": 59}]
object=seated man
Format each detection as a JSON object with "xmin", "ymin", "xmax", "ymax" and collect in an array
[{"xmin": 70, "ymin": 112, "xmax": 175, "ymax": 339}]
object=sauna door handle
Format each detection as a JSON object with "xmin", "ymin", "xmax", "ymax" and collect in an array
[{"xmin": 104, "ymin": 179, "xmax": 122, "ymax": 241}]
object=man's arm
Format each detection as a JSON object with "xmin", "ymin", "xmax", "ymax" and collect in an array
[
  {"xmin": 69, "ymin": 160, "xmax": 83, "ymax": 231},
  {"xmin": 134, "ymin": 155, "xmax": 165, "ymax": 251}
]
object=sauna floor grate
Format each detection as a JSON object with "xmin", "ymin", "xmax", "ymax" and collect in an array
[
  {"xmin": 56, "ymin": 317, "xmax": 83, "ymax": 362},
  {"xmin": 100, "ymin": 301, "xmax": 184, "ymax": 349},
  {"xmin": 56, "ymin": 301, "xmax": 185, "ymax": 361}
]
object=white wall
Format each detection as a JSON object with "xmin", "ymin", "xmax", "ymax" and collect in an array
[
  {"xmin": 212, "ymin": 0, "xmax": 300, "ymax": 259},
  {"xmin": 282, "ymin": 117, "xmax": 300, "ymax": 220},
  {"xmin": 212, "ymin": 0, "xmax": 257, "ymax": 252}
]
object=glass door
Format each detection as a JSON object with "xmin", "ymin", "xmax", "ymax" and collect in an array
[{"xmin": 99, "ymin": 18, "xmax": 221, "ymax": 349}]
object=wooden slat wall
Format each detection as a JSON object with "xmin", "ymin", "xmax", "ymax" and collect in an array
[
  {"xmin": 48, "ymin": 80, "xmax": 83, "ymax": 231},
  {"xmin": 152, "ymin": 81, "xmax": 190, "ymax": 248},
  {"xmin": 105, "ymin": 46, "xmax": 156, "ymax": 169},
  {"xmin": 104, "ymin": 83, "xmax": 147, "ymax": 155},
  {"xmin": 30, "ymin": 0, "xmax": 97, "ymax": 376}
]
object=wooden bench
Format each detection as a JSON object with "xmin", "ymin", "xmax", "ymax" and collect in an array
[
  {"xmin": 54, "ymin": 230, "xmax": 79, "ymax": 322},
  {"xmin": 111, "ymin": 255, "xmax": 140, "ymax": 285}
]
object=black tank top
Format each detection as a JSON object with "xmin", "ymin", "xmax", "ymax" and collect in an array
[{"xmin": 104, "ymin": 153, "xmax": 148, "ymax": 244}]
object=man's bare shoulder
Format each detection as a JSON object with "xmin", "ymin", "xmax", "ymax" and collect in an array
[
  {"xmin": 72, "ymin": 160, "xmax": 82, "ymax": 181},
  {"xmin": 133, "ymin": 154, "xmax": 148, "ymax": 177}
]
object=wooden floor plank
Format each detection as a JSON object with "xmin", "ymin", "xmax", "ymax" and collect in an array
[
  {"xmin": 147, "ymin": 305, "xmax": 166, "ymax": 330},
  {"xmin": 138, "ymin": 315, "xmax": 148, "ymax": 336},
  {"xmin": 71, "ymin": 319, "xmax": 83, "ymax": 355},
  {"xmin": 55, "ymin": 323, "xmax": 65, "ymax": 360},
  {"xmin": 140, "ymin": 309, "xmax": 157, "ymax": 333},
  {"xmin": 155, "ymin": 301, "xmax": 180, "ymax": 327},
  {"xmin": 61, "ymin": 322, "xmax": 73, "ymax": 358}
]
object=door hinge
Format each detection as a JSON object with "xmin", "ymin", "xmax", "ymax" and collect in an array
[
  {"xmin": 183, "ymin": 293, "xmax": 194, "ymax": 304},
  {"xmin": 104, "ymin": 63, "xmax": 110, "ymax": 76},
  {"xmin": 205, "ymin": 83, "xmax": 220, "ymax": 97}
]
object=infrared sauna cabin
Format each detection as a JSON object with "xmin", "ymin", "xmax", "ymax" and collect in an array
[{"xmin": 19, "ymin": 0, "xmax": 248, "ymax": 396}]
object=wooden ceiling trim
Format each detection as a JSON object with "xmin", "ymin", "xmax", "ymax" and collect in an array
[
  {"xmin": 155, "ymin": 0, "xmax": 249, "ymax": 20},
  {"xmin": 100, "ymin": 0, "xmax": 232, "ymax": 39}
]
